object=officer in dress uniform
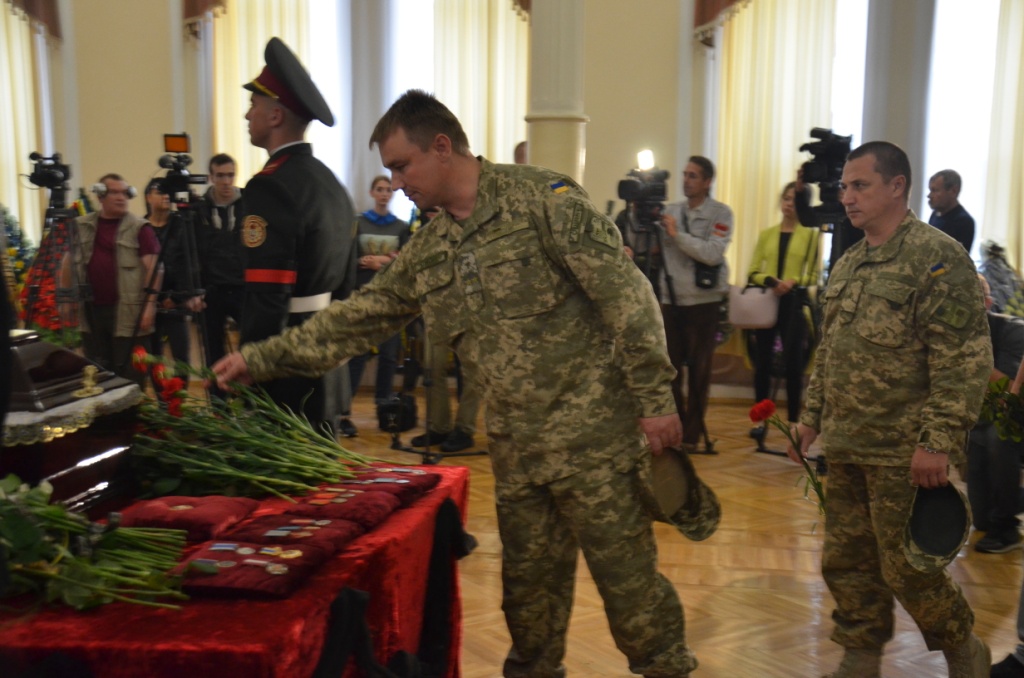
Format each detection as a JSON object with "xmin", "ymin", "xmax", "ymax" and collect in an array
[{"xmin": 240, "ymin": 37, "xmax": 357, "ymax": 432}]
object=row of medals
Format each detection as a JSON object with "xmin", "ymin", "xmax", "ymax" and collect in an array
[
  {"xmin": 193, "ymin": 518, "xmax": 335, "ymax": 575},
  {"xmin": 190, "ymin": 469, "xmax": 428, "ymax": 575}
]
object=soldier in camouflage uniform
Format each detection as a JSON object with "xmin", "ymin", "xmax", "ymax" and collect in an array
[
  {"xmin": 213, "ymin": 90, "xmax": 698, "ymax": 677},
  {"xmin": 789, "ymin": 142, "xmax": 993, "ymax": 678}
]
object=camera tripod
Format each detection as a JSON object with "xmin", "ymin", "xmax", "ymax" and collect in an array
[
  {"xmin": 133, "ymin": 194, "xmax": 207, "ymax": 373},
  {"xmin": 623, "ymin": 206, "xmax": 723, "ymax": 454},
  {"xmin": 387, "ymin": 322, "xmax": 487, "ymax": 465}
]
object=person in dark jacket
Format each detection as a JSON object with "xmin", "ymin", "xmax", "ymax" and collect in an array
[
  {"xmin": 197, "ymin": 153, "xmax": 245, "ymax": 392},
  {"xmin": 239, "ymin": 37, "xmax": 356, "ymax": 431}
]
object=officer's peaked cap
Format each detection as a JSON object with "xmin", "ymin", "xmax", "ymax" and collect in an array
[{"xmin": 244, "ymin": 37, "xmax": 334, "ymax": 127}]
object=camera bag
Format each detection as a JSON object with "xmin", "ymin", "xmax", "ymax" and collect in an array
[
  {"xmin": 681, "ymin": 211, "xmax": 722, "ymax": 290},
  {"xmin": 377, "ymin": 393, "xmax": 418, "ymax": 433}
]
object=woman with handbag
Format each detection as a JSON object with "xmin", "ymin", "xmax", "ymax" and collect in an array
[{"xmin": 746, "ymin": 182, "xmax": 819, "ymax": 446}]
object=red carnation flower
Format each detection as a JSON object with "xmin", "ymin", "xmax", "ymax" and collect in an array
[
  {"xmin": 749, "ymin": 399, "xmax": 777, "ymax": 423},
  {"xmin": 131, "ymin": 346, "xmax": 149, "ymax": 372},
  {"xmin": 161, "ymin": 377, "xmax": 186, "ymax": 401},
  {"xmin": 167, "ymin": 397, "xmax": 183, "ymax": 417}
]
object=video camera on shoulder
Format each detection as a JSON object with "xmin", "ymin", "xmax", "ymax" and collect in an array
[
  {"xmin": 617, "ymin": 165, "xmax": 669, "ymax": 232},
  {"xmin": 157, "ymin": 133, "xmax": 208, "ymax": 200},
  {"xmin": 799, "ymin": 127, "xmax": 851, "ymax": 226}
]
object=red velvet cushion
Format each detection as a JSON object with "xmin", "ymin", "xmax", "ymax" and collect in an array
[
  {"xmin": 284, "ymin": 489, "xmax": 401, "ymax": 529},
  {"xmin": 223, "ymin": 515, "xmax": 365, "ymax": 556},
  {"xmin": 118, "ymin": 496, "xmax": 260, "ymax": 542},
  {"xmin": 334, "ymin": 469, "xmax": 442, "ymax": 506},
  {"xmin": 175, "ymin": 540, "xmax": 333, "ymax": 599}
]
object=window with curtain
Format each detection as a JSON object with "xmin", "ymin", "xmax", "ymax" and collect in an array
[
  {"xmin": 433, "ymin": 0, "xmax": 529, "ymax": 163},
  {"xmin": 712, "ymin": 0, "xmax": 840, "ymax": 285},
  {"xmin": 922, "ymin": 0, "xmax": 1000, "ymax": 262},
  {"xmin": 1, "ymin": 3, "xmax": 44, "ymax": 243},
  {"xmin": 211, "ymin": 0, "xmax": 528, "ymax": 219},
  {"xmin": 982, "ymin": 0, "xmax": 1024, "ymax": 270},
  {"xmin": 211, "ymin": 0, "xmax": 310, "ymax": 188}
]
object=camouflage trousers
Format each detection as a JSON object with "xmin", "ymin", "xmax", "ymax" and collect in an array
[
  {"xmin": 494, "ymin": 461, "xmax": 696, "ymax": 678},
  {"xmin": 823, "ymin": 462, "xmax": 974, "ymax": 652}
]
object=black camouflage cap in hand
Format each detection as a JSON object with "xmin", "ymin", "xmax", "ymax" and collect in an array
[
  {"xmin": 904, "ymin": 483, "xmax": 971, "ymax": 572},
  {"xmin": 244, "ymin": 37, "xmax": 334, "ymax": 127}
]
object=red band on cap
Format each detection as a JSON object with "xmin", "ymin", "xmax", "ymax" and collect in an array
[
  {"xmin": 246, "ymin": 269, "xmax": 298, "ymax": 284},
  {"xmin": 252, "ymin": 66, "xmax": 312, "ymax": 121}
]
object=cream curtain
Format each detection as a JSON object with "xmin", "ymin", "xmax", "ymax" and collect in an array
[
  {"xmin": 433, "ymin": 0, "xmax": 529, "ymax": 162},
  {"xmin": 714, "ymin": 0, "xmax": 837, "ymax": 284},
  {"xmin": 0, "ymin": 4, "xmax": 42, "ymax": 242},
  {"xmin": 212, "ymin": 0, "xmax": 310, "ymax": 183},
  {"xmin": 983, "ymin": 0, "xmax": 1024, "ymax": 269}
]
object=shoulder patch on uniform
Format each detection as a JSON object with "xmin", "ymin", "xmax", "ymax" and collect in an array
[
  {"xmin": 256, "ymin": 155, "xmax": 291, "ymax": 176},
  {"xmin": 933, "ymin": 299, "xmax": 971, "ymax": 329},
  {"xmin": 567, "ymin": 202, "xmax": 584, "ymax": 244},
  {"xmin": 713, "ymin": 222, "xmax": 729, "ymax": 237},
  {"xmin": 241, "ymin": 215, "xmax": 268, "ymax": 248},
  {"xmin": 929, "ymin": 262, "xmax": 948, "ymax": 277},
  {"xmin": 584, "ymin": 217, "xmax": 619, "ymax": 251},
  {"xmin": 550, "ymin": 181, "xmax": 569, "ymax": 194}
]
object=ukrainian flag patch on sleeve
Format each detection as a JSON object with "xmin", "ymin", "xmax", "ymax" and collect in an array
[
  {"xmin": 929, "ymin": 262, "xmax": 948, "ymax": 277},
  {"xmin": 550, "ymin": 181, "xmax": 569, "ymax": 194}
]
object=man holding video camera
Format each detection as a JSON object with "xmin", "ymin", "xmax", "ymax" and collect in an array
[{"xmin": 659, "ymin": 156, "xmax": 733, "ymax": 451}]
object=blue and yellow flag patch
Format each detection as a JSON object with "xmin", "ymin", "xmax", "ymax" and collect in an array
[
  {"xmin": 550, "ymin": 181, "xmax": 569, "ymax": 194},
  {"xmin": 929, "ymin": 262, "xmax": 948, "ymax": 277}
]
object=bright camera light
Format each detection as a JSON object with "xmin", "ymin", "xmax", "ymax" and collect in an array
[{"xmin": 636, "ymin": 149, "xmax": 655, "ymax": 171}]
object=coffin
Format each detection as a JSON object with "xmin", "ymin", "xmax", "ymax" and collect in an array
[{"xmin": 1, "ymin": 330, "xmax": 143, "ymax": 516}]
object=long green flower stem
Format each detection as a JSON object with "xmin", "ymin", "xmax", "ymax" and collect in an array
[
  {"xmin": 134, "ymin": 441, "xmax": 327, "ymax": 490},
  {"xmin": 17, "ymin": 567, "xmax": 186, "ymax": 610},
  {"xmin": 146, "ymin": 409, "xmax": 373, "ymax": 471}
]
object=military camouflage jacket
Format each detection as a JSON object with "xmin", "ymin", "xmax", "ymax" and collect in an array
[
  {"xmin": 800, "ymin": 212, "xmax": 992, "ymax": 465},
  {"xmin": 242, "ymin": 158, "xmax": 678, "ymax": 484}
]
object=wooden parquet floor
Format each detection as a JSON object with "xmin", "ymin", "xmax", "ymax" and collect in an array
[{"xmin": 341, "ymin": 392, "xmax": 1022, "ymax": 678}]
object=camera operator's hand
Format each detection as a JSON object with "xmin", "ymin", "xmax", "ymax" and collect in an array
[
  {"xmin": 639, "ymin": 413, "xmax": 682, "ymax": 456},
  {"xmin": 795, "ymin": 167, "xmax": 806, "ymax": 193},
  {"xmin": 661, "ymin": 213, "xmax": 678, "ymax": 239}
]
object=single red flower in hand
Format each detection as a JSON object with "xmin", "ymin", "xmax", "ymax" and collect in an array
[
  {"xmin": 131, "ymin": 346, "xmax": 149, "ymax": 372},
  {"xmin": 749, "ymin": 399, "xmax": 777, "ymax": 423}
]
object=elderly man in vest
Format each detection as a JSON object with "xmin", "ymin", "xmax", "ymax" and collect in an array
[{"xmin": 62, "ymin": 173, "xmax": 160, "ymax": 384}]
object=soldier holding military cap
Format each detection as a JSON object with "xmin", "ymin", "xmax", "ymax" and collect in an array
[
  {"xmin": 214, "ymin": 89, "xmax": 714, "ymax": 677},
  {"xmin": 239, "ymin": 37, "xmax": 357, "ymax": 430},
  {"xmin": 789, "ymin": 141, "xmax": 992, "ymax": 678}
]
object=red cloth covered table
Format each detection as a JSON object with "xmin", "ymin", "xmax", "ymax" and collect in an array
[{"xmin": 0, "ymin": 465, "xmax": 469, "ymax": 678}]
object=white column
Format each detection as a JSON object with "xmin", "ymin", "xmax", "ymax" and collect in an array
[
  {"xmin": 861, "ymin": 0, "xmax": 936, "ymax": 185},
  {"xmin": 526, "ymin": 0, "xmax": 588, "ymax": 183}
]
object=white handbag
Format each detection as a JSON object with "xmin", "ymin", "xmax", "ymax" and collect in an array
[{"xmin": 728, "ymin": 285, "xmax": 779, "ymax": 329}]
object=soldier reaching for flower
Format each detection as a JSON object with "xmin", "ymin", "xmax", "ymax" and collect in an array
[{"xmin": 213, "ymin": 89, "xmax": 710, "ymax": 678}]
